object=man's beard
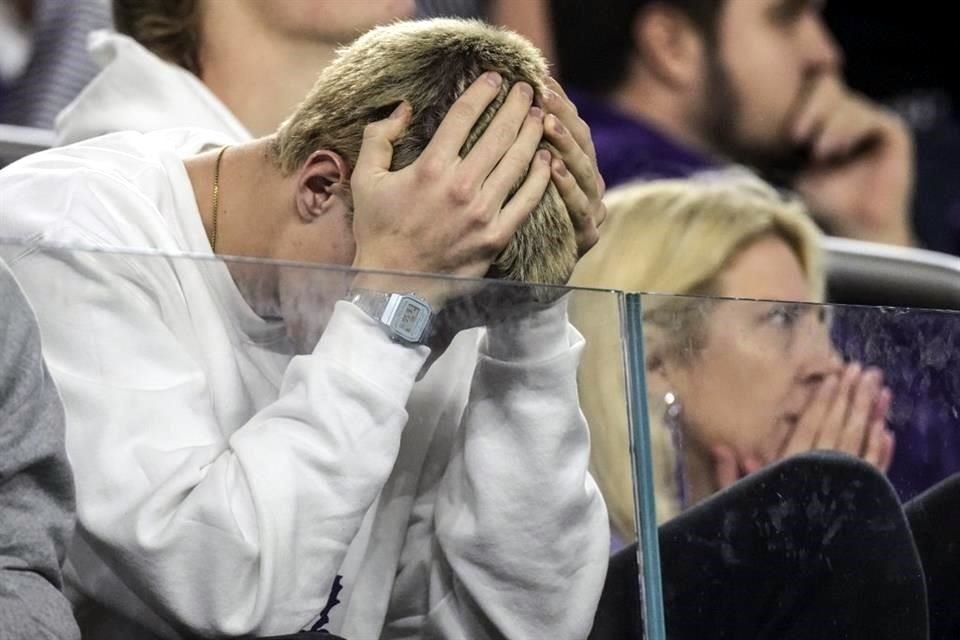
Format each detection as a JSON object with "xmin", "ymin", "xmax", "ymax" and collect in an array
[{"xmin": 697, "ymin": 53, "xmax": 810, "ymax": 186}]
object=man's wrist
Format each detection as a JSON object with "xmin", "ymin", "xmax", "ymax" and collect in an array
[{"xmin": 347, "ymin": 287, "xmax": 434, "ymax": 346}]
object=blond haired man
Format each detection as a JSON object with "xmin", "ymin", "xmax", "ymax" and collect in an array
[{"xmin": 0, "ymin": 19, "xmax": 607, "ymax": 639}]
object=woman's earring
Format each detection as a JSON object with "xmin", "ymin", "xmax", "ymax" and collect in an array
[{"xmin": 664, "ymin": 391, "xmax": 689, "ymax": 510}]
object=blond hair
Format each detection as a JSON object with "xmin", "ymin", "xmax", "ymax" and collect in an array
[
  {"xmin": 569, "ymin": 171, "xmax": 823, "ymax": 539},
  {"xmin": 270, "ymin": 18, "xmax": 576, "ymax": 289}
]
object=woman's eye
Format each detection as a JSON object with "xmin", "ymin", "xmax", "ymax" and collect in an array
[{"xmin": 767, "ymin": 304, "xmax": 802, "ymax": 327}]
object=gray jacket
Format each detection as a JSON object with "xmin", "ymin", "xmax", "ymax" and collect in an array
[{"xmin": 0, "ymin": 260, "xmax": 79, "ymax": 640}]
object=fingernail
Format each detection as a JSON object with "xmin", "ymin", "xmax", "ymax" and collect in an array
[
  {"xmin": 537, "ymin": 149, "xmax": 551, "ymax": 164},
  {"xmin": 484, "ymin": 71, "xmax": 502, "ymax": 87},
  {"xmin": 390, "ymin": 102, "xmax": 407, "ymax": 119},
  {"xmin": 552, "ymin": 116, "xmax": 567, "ymax": 135},
  {"xmin": 529, "ymin": 106, "xmax": 544, "ymax": 120},
  {"xmin": 517, "ymin": 82, "xmax": 534, "ymax": 98},
  {"xmin": 552, "ymin": 158, "xmax": 568, "ymax": 175}
]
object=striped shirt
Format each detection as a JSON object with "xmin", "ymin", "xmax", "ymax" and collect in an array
[{"xmin": 0, "ymin": 0, "xmax": 111, "ymax": 129}]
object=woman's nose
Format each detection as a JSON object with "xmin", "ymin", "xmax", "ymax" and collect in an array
[{"xmin": 798, "ymin": 321, "xmax": 843, "ymax": 385}]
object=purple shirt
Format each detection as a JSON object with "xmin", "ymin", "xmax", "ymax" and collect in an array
[
  {"xmin": 570, "ymin": 87, "xmax": 960, "ymax": 500},
  {"xmin": 569, "ymin": 88, "xmax": 717, "ymax": 187}
]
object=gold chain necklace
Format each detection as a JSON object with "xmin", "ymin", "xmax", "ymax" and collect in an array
[{"xmin": 208, "ymin": 145, "xmax": 230, "ymax": 252}]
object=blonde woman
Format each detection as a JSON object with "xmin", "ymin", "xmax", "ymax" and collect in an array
[
  {"xmin": 570, "ymin": 173, "xmax": 895, "ymax": 539},
  {"xmin": 577, "ymin": 174, "xmax": 960, "ymax": 640}
]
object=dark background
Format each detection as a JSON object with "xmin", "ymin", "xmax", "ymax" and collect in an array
[{"xmin": 824, "ymin": 3, "xmax": 957, "ymax": 109}]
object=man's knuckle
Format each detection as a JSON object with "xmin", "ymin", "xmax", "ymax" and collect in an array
[
  {"xmin": 482, "ymin": 228, "xmax": 508, "ymax": 253},
  {"xmin": 362, "ymin": 121, "xmax": 382, "ymax": 140},
  {"xmin": 417, "ymin": 156, "xmax": 446, "ymax": 182},
  {"xmin": 448, "ymin": 179, "xmax": 478, "ymax": 207},
  {"xmin": 470, "ymin": 197, "xmax": 498, "ymax": 224}
]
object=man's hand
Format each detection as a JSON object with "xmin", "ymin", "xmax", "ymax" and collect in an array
[
  {"xmin": 790, "ymin": 75, "xmax": 916, "ymax": 247},
  {"xmin": 541, "ymin": 77, "xmax": 607, "ymax": 258},
  {"xmin": 350, "ymin": 72, "xmax": 552, "ymax": 306}
]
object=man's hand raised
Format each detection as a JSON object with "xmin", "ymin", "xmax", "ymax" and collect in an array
[
  {"xmin": 541, "ymin": 76, "xmax": 607, "ymax": 259},
  {"xmin": 790, "ymin": 75, "xmax": 916, "ymax": 247},
  {"xmin": 349, "ymin": 72, "xmax": 552, "ymax": 307}
]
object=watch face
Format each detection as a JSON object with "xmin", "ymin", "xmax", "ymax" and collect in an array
[{"xmin": 391, "ymin": 297, "xmax": 430, "ymax": 342}]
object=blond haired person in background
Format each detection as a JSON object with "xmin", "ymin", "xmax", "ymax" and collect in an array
[
  {"xmin": 571, "ymin": 172, "xmax": 894, "ymax": 539},
  {"xmin": 579, "ymin": 175, "xmax": 960, "ymax": 640}
]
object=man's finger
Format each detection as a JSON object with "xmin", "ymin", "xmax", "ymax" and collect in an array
[
  {"xmin": 550, "ymin": 158, "xmax": 599, "ymax": 255},
  {"xmin": 353, "ymin": 102, "xmax": 412, "ymax": 178},
  {"xmin": 790, "ymin": 75, "xmax": 843, "ymax": 144},
  {"xmin": 480, "ymin": 108, "xmax": 544, "ymax": 207},
  {"xmin": 497, "ymin": 149, "xmax": 552, "ymax": 240},
  {"xmin": 544, "ymin": 113, "xmax": 600, "ymax": 201},
  {"xmin": 422, "ymin": 71, "xmax": 505, "ymax": 163},
  {"xmin": 543, "ymin": 77, "xmax": 598, "ymax": 167},
  {"xmin": 459, "ymin": 83, "xmax": 537, "ymax": 188},
  {"xmin": 545, "ymin": 75, "xmax": 570, "ymax": 100}
]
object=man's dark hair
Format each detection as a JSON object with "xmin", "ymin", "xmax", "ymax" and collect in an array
[
  {"xmin": 112, "ymin": 0, "xmax": 202, "ymax": 75},
  {"xmin": 550, "ymin": 0, "xmax": 724, "ymax": 96}
]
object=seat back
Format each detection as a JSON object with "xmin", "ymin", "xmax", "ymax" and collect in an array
[{"xmin": 824, "ymin": 236, "xmax": 960, "ymax": 311}]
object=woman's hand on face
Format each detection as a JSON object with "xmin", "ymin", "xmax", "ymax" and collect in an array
[
  {"xmin": 711, "ymin": 362, "xmax": 896, "ymax": 489},
  {"xmin": 779, "ymin": 362, "xmax": 896, "ymax": 472}
]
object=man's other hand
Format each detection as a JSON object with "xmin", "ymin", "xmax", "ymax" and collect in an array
[
  {"xmin": 790, "ymin": 75, "xmax": 916, "ymax": 247},
  {"xmin": 542, "ymin": 76, "xmax": 607, "ymax": 259}
]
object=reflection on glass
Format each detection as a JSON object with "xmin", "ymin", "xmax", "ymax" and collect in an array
[{"xmin": 0, "ymin": 242, "xmax": 627, "ymax": 640}]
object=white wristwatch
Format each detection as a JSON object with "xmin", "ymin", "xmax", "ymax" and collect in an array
[{"xmin": 348, "ymin": 290, "xmax": 433, "ymax": 345}]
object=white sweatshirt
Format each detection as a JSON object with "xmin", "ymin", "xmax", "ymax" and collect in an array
[
  {"xmin": 55, "ymin": 31, "xmax": 252, "ymax": 146},
  {"xmin": 0, "ymin": 130, "xmax": 609, "ymax": 639}
]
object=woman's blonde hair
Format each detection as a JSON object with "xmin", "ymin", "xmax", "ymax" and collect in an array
[{"xmin": 569, "ymin": 170, "xmax": 823, "ymax": 539}]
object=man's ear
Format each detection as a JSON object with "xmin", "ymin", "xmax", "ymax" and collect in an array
[
  {"xmin": 295, "ymin": 150, "xmax": 352, "ymax": 222},
  {"xmin": 632, "ymin": 4, "xmax": 706, "ymax": 90}
]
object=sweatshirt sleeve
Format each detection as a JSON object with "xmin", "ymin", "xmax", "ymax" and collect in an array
[
  {"xmin": 8, "ymin": 246, "xmax": 429, "ymax": 638},
  {"xmin": 0, "ymin": 263, "xmax": 80, "ymax": 640},
  {"xmin": 384, "ymin": 298, "xmax": 610, "ymax": 640}
]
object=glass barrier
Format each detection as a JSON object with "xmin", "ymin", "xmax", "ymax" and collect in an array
[
  {"xmin": 616, "ymin": 292, "xmax": 960, "ymax": 640},
  {"xmin": 0, "ymin": 241, "xmax": 659, "ymax": 640}
]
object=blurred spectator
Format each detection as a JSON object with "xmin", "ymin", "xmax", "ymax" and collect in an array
[
  {"xmin": 418, "ymin": 0, "xmax": 484, "ymax": 18},
  {"xmin": 57, "ymin": 0, "xmax": 416, "ymax": 144},
  {"xmin": 824, "ymin": 3, "xmax": 960, "ymax": 256},
  {"xmin": 571, "ymin": 173, "xmax": 899, "ymax": 535},
  {"xmin": 552, "ymin": 0, "xmax": 960, "ymax": 501},
  {"xmin": 0, "ymin": 0, "xmax": 110, "ymax": 129},
  {"xmin": 551, "ymin": 0, "xmax": 916, "ymax": 248},
  {"xmin": 0, "ymin": 259, "xmax": 79, "ymax": 640}
]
